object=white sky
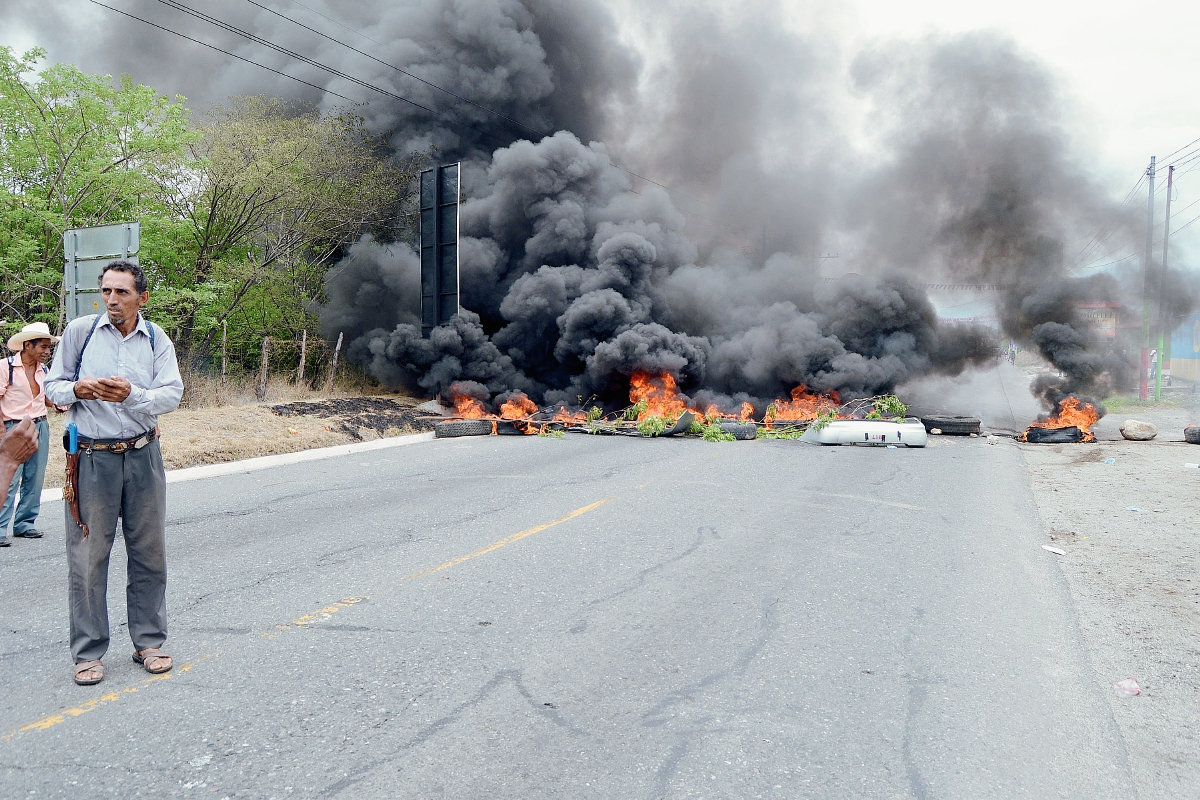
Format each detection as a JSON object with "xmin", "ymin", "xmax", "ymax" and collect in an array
[{"xmin": 831, "ymin": 0, "xmax": 1199, "ymax": 181}]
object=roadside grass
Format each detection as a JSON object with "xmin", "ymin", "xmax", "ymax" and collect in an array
[
  {"xmin": 1102, "ymin": 392, "xmax": 1198, "ymax": 413},
  {"xmin": 180, "ymin": 365, "xmax": 387, "ymax": 408}
]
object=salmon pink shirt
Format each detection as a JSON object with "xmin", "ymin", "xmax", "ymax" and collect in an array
[{"xmin": 0, "ymin": 358, "xmax": 48, "ymax": 421}]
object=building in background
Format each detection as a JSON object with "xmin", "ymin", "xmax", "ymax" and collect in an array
[{"xmin": 1170, "ymin": 312, "xmax": 1200, "ymax": 384}]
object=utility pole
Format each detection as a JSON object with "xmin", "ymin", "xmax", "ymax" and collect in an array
[
  {"xmin": 1156, "ymin": 165, "xmax": 1175, "ymax": 401},
  {"xmin": 1140, "ymin": 156, "xmax": 1156, "ymax": 401}
]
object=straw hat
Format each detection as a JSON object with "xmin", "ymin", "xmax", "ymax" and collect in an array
[{"xmin": 7, "ymin": 322, "xmax": 60, "ymax": 351}]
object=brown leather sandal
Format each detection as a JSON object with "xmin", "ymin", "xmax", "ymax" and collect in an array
[
  {"xmin": 74, "ymin": 660, "xmax": 104, "ymax": 686},
  {"xmin": 133, "ymin": 648, "xmax": 172, "ymax": 674}
]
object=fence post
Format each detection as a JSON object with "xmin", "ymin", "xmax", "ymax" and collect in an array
[
  {"xmin": 297, "ymin": 329, "xmax": 307, "ymax": 385},
  {"xmin": 325, "ymin": 332, "xmax": 343, "ymax": 394},
  {"xmin": 255, "ymin": 336, "xmax": 270, "ymax": 401}
]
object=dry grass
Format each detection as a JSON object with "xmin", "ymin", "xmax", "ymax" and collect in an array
[{"xmin": 179, "ymin": 366, "xmax": 389, "ymax": 409}]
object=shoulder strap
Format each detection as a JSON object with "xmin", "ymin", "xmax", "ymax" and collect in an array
[
  {"xmin": 72, "ymin": 315, "xmax": 104, "ymax": 383},
  {"xmin": 7, "ymin": 356, "xmax": 12, "ymax": 387}
]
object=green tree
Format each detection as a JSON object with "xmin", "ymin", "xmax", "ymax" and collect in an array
[
  {"xmin": 0, "ymin": 46, "xmax": 192, "ymax": 328},
  {"xmin": 151, "ymin": 95, "xmax": 421, "ymax": 367}
]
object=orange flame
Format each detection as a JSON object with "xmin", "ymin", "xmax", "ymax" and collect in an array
[
  {"xmin": 499, "ymin": 393, "xmax": 538, "ymax": 419},
  {"xmin": 629, "ymin": 370, "xmax": 690, "ymax": 420},
  {"xmin": 451, "ymin": 392, "xmax": 488, "ymax": 418},
  {"xmin": 1024, "ymin": 395, "xmax": 1100, "ymax": 442},
  {"xmin": 552, "ymin": 407, "xmax": 588, "ymax": 424},
  {"xmin": 766, "ymin": 385, "xmax": 841, "ymax": 424}
]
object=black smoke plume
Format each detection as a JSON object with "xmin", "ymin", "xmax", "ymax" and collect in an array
[{"xmin": 16, "ymin": 2, "xmax": 1197, "ymax": 412}]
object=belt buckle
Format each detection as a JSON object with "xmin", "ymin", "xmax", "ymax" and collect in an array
[
  {"xmin": 133, "ymin": 435, "xmax": 149, "ymax": 450},
  {"xmin": 111, "ymin": 441, "xmax": 129, "ymax": 454}
]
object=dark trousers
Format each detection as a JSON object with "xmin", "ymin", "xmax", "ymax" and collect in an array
[{"xmin": 65, "ymin": 439, "xmax": 168, "ymax": 663}]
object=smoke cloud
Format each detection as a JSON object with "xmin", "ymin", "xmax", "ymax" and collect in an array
[{"xmin": 11, "ymin": 1, "xmax": 1195, "ymax": 413}]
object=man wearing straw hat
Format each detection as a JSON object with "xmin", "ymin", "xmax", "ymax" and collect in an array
[
  {"xmin": 46, "ymin": 260, "xmax": 183, "ymax": 686},
  {"xmin": 0, "ymin": 322, "xmax": 63, "ymax": 547}
]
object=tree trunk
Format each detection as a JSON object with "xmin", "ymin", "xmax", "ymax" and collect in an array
[
  {"xmin": 255, "ymin": 336, "xmax": 270, "ymax": 401},
  {"xmin": 324, "ymin": 332, "xmax": 343, "ymax": 394},
  {"xmin": 297, "ymin": 329, "xmax": 307, "ymax": 385}
]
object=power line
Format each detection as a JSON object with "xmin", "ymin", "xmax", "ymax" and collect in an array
[
  {"xmin": 85, "ymin": 0, "xmax": 351, "ymax": 100},
  {"xmin": 1069, "ymin": 171, "xmax": 1145, "ymax": 266},
  {"xmin": 270, "ymin": 0, "xmax": 729, "ymax": 218},
  {"xmin": 245, "ymin": 0, "xmax": 545, "ymax": 141},
  {"xmin": 151, "ymin": 0, "xmax": 445, "ymax": 117},
  {"xmin": 1158, "ymin": 134, "xmax": 1200, "ymax": 164},
  {"xmin": 143, "ymin": 0, "xmax": 740, "ymax": 233}
]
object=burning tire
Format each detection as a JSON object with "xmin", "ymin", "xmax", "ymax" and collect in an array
[
  {"xmin": 719, "ymin": 422, "xmax": 757, "ymax": 440},
  {"xmin": 434, "ymin": 419, "xmax": 494, "ymax": 438},
  {"xmin": 1024, "ymin": 425, "xmax": 1084, "ymax": 444},
  {"xmin": 919, "ymin": 415, "xmax": 981, "ymax": 435},
  {"xmin": 1185, "ymin": 426, "xmax": 1200, "ymax": 445}
]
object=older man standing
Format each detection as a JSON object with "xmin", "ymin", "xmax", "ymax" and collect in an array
[
  {"xmin": 46, "ymin": 260, "xmax": 183, "ymax": 686},
  {"xmin": 0, "ymin": 322, "xmax": 63, "ymax": 547}
]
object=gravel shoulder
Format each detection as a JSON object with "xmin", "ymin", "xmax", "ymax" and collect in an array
[{"xmin": 1022, "ymin": 404, "xmax": 1200, "ymax": 799}]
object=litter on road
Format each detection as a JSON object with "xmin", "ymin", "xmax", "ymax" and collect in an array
[
  {"xmin": 1114, "ymin": 678, "xmax": 1142, "ymax": 697},
  {"xmin": 1042, "ymin": 545, "xmax": 1066, "ymax": 555},
  {"xmin": 1104, "ymin": 458, "xmax": 1116, "ymax": 465}
]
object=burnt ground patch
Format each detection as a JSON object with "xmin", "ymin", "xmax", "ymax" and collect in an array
[{"xmin": 270, "ymin": 397, "xmax": 439, "ymax": 439}]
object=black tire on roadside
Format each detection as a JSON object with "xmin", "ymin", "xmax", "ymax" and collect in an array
[
  {"xmin": 1185, "ymin": 426, "xmax": 1200, "ymax": 445},
  {"xmin": 434, "ymin": 419, "xmax": 494, "ymax": 438},
  {"xmin": 719, "ymin": 422, "xmax": 757, "ymax": 441},
  {"xmin": 1024, "ymin": 426, "xmax": 1084, "ymax": 444},
  {"xmin": 919, "ymin": 415, "xmax": 981, "ymax": 435}
]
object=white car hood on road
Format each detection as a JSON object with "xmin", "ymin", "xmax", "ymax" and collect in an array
[{"xmin": 801, "ymin": 417, "xmax": 928, "ymax": 447}]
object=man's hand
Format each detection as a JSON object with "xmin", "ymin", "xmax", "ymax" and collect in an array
[
  {"xmin": 73, "ymin": 378, "xmax": 102, "ymax": 400},
  {"xmin": 74, "ymin": 376, "xmax": 131, "ymax": 402},
  {"xmin": 0, "ymin": 418, "xmax": 39, "ymax": 468}
]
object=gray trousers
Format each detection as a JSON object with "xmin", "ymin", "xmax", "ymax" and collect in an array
[{"xmin": 65, "ymin": 439, "xmax": 168, "ymax": 663}]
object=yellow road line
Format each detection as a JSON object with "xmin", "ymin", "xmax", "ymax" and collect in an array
[
  {"xmin": 3, "ymin": 654, "xmax": 214, "ymax": 739},
  {"xmin": 3, "ymin": 497, "xmax": 614, "ymax": 740},
  {"xmin": 401, "ymin": 498, "xmax": 614, "ymax": 582},
  {"xmin": 260, "ymin": 596, "xmax": 369, "ymax": 638}
]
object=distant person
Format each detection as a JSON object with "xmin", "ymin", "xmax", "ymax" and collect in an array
[
  {"xmin": 45, "ymin": 260, "xmax": 183, "ymax": 687},
  {"xmin": 0, "ymin": 323, "xmax": 64, "ymax": 546}
]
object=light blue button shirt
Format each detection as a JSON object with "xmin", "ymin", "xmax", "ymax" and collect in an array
[{"xmin": 45, "ymin": 313, "xmax": 184, "ymax": 440}]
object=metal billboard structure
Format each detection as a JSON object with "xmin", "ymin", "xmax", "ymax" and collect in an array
[
  {"xmin": 63, "ymin": 222, "xmax": 139, "ymax": 322},
  {"xmin": 419, "ymin": 163, "xmax": 461, "ymax": 336}
]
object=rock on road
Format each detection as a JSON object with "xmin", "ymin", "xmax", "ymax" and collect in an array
[{"xmin": 1, "ymin": 409, "xmax": 1134, "ymax": 797}]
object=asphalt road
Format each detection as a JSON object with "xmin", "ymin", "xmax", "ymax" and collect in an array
[{"xmin": 1, "ymin": 375, "xmax": 1135, "ymax": 798}]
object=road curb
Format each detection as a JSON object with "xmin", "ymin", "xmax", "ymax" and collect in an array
[{"xmin": 38, "ymin": 431, "xmax": 436, "ymax": 503}]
